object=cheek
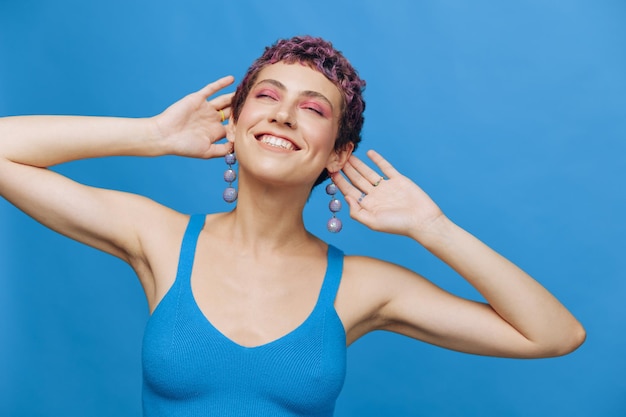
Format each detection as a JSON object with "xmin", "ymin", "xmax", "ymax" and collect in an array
[
  {"xmin": 238, "ymin": 95, "xmax": 267, "ymax": 120},
  {"xmin": 301, "ymin": 115, "xmax": 339, "ymax": 145},
  {"xmin": 301, "ymin": 126, "xmax": 335, "ymax": 152},
  {"xmin": 316, "ymin": 124, "xmax": 339, "ymax": 151},
  {"xmin": 231, "ymin": 107, "xmax": 261, "ymax": 141},
  {"xmin": 236, "ymin": 103, "xmax": 255, "ymax": 124}
]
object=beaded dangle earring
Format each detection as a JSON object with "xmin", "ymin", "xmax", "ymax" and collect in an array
[
  {"xmin": 223, "ymin": 151, "xmax": 238, "ymax": 203},
  {"xmin": 326, "ymin": 179, "xmax": 342, "ymax": 233}
]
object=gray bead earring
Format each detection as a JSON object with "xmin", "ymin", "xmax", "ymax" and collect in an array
[
  {"xmin": 326, "ymin": 180, "xmax": 342, "ymax": 233},
  {"xmin": 223, "ymin": 152, "xmax": 238, "ymax": 203}
]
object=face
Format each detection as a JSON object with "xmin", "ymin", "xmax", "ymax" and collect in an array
[{"xmin": 227, "ymin": 62, "xmax": 352, "ymax": 188}]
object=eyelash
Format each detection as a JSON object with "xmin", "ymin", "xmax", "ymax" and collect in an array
[
  {"xmin": 304, "ymin": 106, "xmax": 323, "ymax": 116},
  {"xmin": 257, "ymin": 93, "xmax": 277, "ymax": 100}
]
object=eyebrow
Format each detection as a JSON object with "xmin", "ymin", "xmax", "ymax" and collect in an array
[{"xmin": 254, "ymin": 78, "xmax": 335, "ymax": 111}]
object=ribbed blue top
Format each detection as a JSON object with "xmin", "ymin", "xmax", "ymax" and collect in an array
[{"xmin": 142, "ymin": 214, "xmax": 347, "ymax": 416}]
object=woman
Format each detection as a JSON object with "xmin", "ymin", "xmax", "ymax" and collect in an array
[{"xmin": 0, "ymin": 36, "xmax": 584, "ymax": 416}]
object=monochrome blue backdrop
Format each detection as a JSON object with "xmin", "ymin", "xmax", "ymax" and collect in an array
[{"xmin": 1, "ymin": 1, "xmax": 624, "ymax": 416}]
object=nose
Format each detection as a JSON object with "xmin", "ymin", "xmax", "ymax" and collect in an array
[{"xmin": 272, "ymin": 107, "xmax": 297, "ymax": 129}]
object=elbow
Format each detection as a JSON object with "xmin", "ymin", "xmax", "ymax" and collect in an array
[
  {"xmin": 563, "ymin": 322, "xmax": 587, "ymax": 354},
  {"xmin": 540, "ymin": 321, "xmax": 586, "ymax": 358}
]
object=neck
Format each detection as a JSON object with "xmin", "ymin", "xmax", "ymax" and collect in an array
[{"xmin": 222, "ymin": 173, "xmax": 316, "ymax": 252}]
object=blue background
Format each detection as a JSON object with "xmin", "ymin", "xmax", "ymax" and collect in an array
[{"xmin": 1, "ymin": 1, "xmax": 625, "ymax": 415}]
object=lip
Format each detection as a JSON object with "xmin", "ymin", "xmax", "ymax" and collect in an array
[{"xmin": 254, "ymin": 131, "xmax": 301, "ymax": 151}]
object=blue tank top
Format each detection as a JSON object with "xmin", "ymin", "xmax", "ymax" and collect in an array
[{"xmin": 142, "ymin": 214, "xmax": 347, "ymax": 416}]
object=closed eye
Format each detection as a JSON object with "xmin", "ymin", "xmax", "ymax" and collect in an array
[
  {"xmin": 301, "ymin": 102, "xmax": 327, "ymax": 117},
  {"xmin": 305, "ymin": 106, "xmax": 323, "ymax": 115},
  {"xmin": 257, "ymin": 93, "xmax": 278, "ymax": 100},
  {"xmin": 254, "ymin": 86, "xmax": 280, "ymax": 101}
]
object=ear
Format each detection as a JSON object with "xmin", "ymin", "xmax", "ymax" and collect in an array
[{"xmin": 326, "ymin": 142, "xmax": 354, "ymax": 173}]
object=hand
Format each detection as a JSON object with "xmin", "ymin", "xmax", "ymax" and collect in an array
[
  {"xmin": 332, "ymin": 150, "xmax": 446, "ymax": 239},
  {"xmin": 152, "ymin": 75, "xmax": 235, "ymax": 159}
]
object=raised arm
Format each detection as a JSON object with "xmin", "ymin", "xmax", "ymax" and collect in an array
[
  {"xmin": 333, "ymin": 150, "xmax": 585, "ymax": 358},
  {"xmin": 0, "ymin": 76, "xmax": 235, "ymax": 263}
]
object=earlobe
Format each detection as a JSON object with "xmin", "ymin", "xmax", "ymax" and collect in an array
[{"xmin": 326, "ymin": 142, "xmax": 354, "ymax": 172}]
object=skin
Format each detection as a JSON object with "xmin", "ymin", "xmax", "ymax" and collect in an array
[{"xmin": 0, "ymin": 63, "xmax": 585, "ymax": 356}]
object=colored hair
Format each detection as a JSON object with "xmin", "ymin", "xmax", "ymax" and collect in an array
[{"xmin": 231, "ymin": 35, "xmax": 366, "ymax": 187}]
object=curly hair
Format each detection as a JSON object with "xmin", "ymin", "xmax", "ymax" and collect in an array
[{"xmin": 231, "ymin": 35, "xmax": 366, "ymax": 187}]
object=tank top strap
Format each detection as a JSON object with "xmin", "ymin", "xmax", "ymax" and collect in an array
[
  {"xmin": 174, "ymin": 214, "xmax": 206, "ymax": 283},
  {"xmin": 318, "ymin": 244, "xmax": 344, "ymax": 305}
]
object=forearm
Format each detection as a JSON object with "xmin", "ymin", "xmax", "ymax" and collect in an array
[
  {"xmin": 0, "ymin": 115, "xmax": 168, "ymax": 167},
  {"xmin": 414, "ymin": 216, "xmax": 585, "ymax": 354}
]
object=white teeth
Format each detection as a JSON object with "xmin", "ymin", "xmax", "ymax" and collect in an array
[{"xmin": 259, "ymin": 135, "xmax": 296, "ymax": 150}]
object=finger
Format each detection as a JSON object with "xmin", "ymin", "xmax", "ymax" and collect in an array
[
  {"xmin": 198, "ymin": 75, "xmax": 235, "ymax": 99},
  {"xmin": 367, "ymin": 149, "xmax": 401, "ymax": 179},
  {"xmin": 347, "ymin": 155, "xmax": 385, "ymax": 187},
  {"xmin": 210, "ymin": 92, "xmax": 235, "ymax": 109},
  {"xmin": 213, "ymin": 108, "xmax": 230, "ymax": 124},
  {"xmin": 208, "ymin": 125, "xmax": 228, "ymax": 143},
  {"xmin": 342, "ymin": 160, "xmax": 374, "ymax": 193},
  {"xmin": 330, "ymin": 171, "xmax": 360, "ymax": 200},
  {"xmin": 332, "ymin": 173, "xmax": 375, "ymax": 225},
  {"xmin": 219, "ymin": 107, "xmax": 232, "ymax": 121},
  {"xmin": 344, "ymin": 193, "xmax": 375, "ymax": 226},
  {"xmin": 207, "ymin": 142, "xmax": 234, "ymax": 158},
  {"xmin": 333, "ymin": 169, "xmax": 368, "ymax": 206}
]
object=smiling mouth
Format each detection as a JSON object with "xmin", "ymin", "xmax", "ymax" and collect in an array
[{"xmin": 256, "ymin": 134, "xmax": 300, "ymax": 151}]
